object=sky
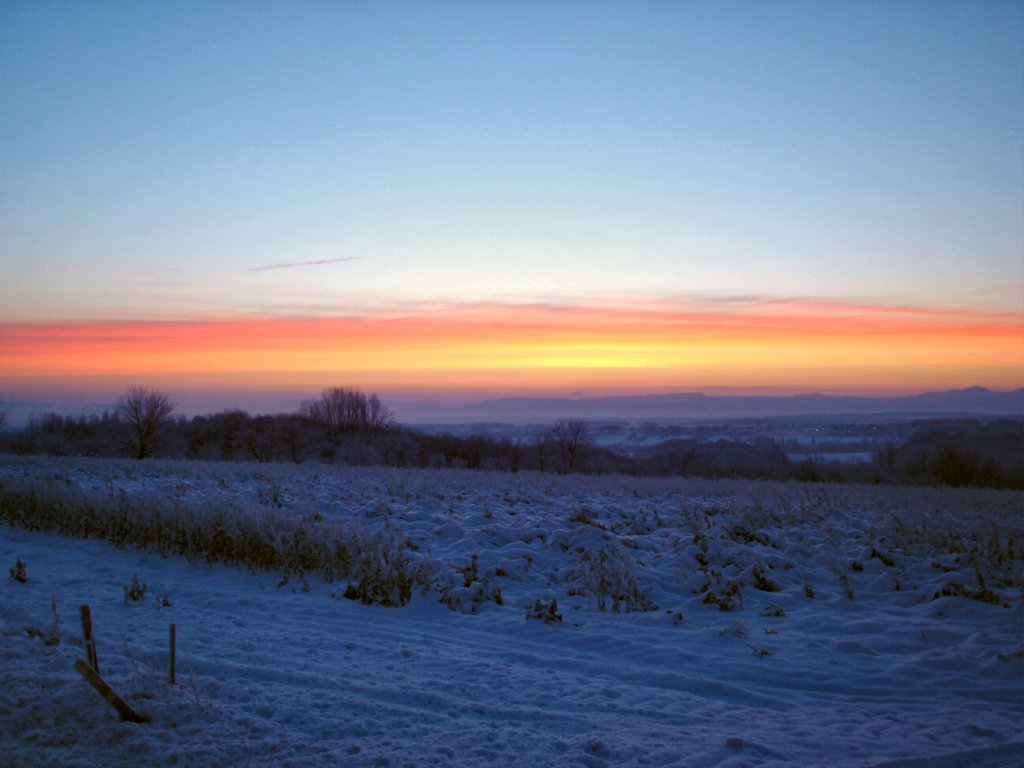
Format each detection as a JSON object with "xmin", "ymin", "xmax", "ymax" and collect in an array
[{"xmin": 1, "ymin": 0, "xmax": 1022, "ymax": 416}]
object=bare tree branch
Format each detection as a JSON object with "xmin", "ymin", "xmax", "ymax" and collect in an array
[
  {"xmin": 300, "ymin": 387, "xmax": 393, "ymax": 446},
  {"xmin": 117, "ymin": 386, "xmax": 175, "ymax": 459},
  {"xmin": 551, "ymin": 417, "xmax": 592, "ymax": 474}
]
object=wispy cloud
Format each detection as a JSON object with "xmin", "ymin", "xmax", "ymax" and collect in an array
[{"xmin": 248, "ymin": 257, "xmax": 360, "ymax": 272}]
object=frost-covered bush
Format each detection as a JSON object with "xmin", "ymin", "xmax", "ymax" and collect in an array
[
  {"xmin": 436, "ymin": 578, "xmax": 504, "ymax": 614},
  {"xmin": 568, "ymin": 529, "xmax": 654, "ymax": 613},
  {"xmin": 435, "ymin": 554, "xmax": 505, "ymax": 614},
  {"xmin": 342, "ymin": 525, "xmax": 421, "ymax": 607},
  {"xmin": 525, "ymin": 598, "xmax": 562, "ymax": 624},
  {"xmin": 700, "ymin": 567, "xmax": 744, "ymax": 612}
]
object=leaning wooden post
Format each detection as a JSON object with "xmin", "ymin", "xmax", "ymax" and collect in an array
[
  {"xmin": 74, "ymin": 660, "xmax": 149, "ymax": 723},
  {"xmin": 79, "ymin": 604, "xmax": 99, "ymax": 673},
  {"xmin": 168, "ymin": 624, "xmax": 176, "ymax": 685}
]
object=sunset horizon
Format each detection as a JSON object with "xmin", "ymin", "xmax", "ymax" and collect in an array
[
  {"xmin": 2, "ymin": 1, "xmax": 1021, "ymax": 421},
  {"xmin": 2, "ymin": 294, "xmax": 1022, "ymax": 419}
]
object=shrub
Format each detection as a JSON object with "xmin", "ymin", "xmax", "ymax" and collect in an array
[
  {"xmin": 124, "ymin": 573, "xmax": 148, "ymax": 604},
  {"xmin": 750, "ymin": 565, "xmax": 781, "ymax": 592},
  {"xmin": 343, "ymin": 526, "xmax": 419, "ymax": 607},
  {"xmin": 569, "ymin": 530, "xmax": 654, "ymax": 613},
  {"xmin": 702, "ymin": 570, "xmax": 744, "ymax": 612},
  {"xmin": 436, "ymin": 555, "xmax": 504, "ymax": 614},
  {"xmin": 525, "ymin": 598, "xmax": 563, "ymax": 624}
]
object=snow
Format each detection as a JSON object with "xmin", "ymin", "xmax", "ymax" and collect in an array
[
  {"xmin": 1, "ymin": 455, "xmax": 1022, "ymax": 767},
  {"xmin": 786, "ymin": 451, "xmax": 876, "ymax": 464}
]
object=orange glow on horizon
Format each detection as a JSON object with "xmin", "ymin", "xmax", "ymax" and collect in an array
[{"xmin": 1, "ymin": 299, "xmax": 1021, "ymax": 395}]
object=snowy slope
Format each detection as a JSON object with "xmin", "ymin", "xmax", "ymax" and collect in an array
[{"xmin": 1, "ymin": 456, "xmax": 1022, "ymax": 767}]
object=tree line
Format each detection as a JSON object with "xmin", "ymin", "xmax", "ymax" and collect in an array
[
  {"xmin": 0, "ymin": 386, "xmax": 614, "ymax": 475},
  {"xmin": 0, "ymin": 387, "xmax": 1020, "ymax": 489}
]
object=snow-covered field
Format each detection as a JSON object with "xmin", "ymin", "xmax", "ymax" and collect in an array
[{"xmin": 1, "ymin": 455, "xmax": 1022, "ymax": 768}]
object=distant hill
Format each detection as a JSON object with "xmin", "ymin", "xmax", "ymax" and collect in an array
[{"xmin": 450, "ymin": 387, "xmax": 1024, "ymax": 423}]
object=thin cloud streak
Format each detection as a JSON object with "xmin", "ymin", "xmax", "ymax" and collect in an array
[{"xmin": 248, "ymin": 257, "xmax": 361, "ymax": 272}]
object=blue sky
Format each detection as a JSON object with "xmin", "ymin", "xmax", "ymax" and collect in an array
[
  {"xmin": 2, "ymin": 0, "xmax": 1021, "ymax": 324},
  {"xmin": 1, "ymin": 0, "xmax": 1022, "ymax": 420}
]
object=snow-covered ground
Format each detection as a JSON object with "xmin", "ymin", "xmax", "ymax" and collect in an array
[
  {"xmin": 785, "ymin": 451, "xmax": 876, "ymax": 465},
  {"xmin": 1, "ymin": 456, "xmax": 1022, "ymax": 767}
]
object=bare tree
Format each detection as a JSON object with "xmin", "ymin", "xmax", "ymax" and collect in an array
[
  {"xmin": 365, "ymin": 393, "xmax": 392, "ymax": 433},
  {"xmin": 551, "ymin": 417, "xmax": 592, "ymax": 474},
  {"xmin": 117, "ymin": 386, "xmax": 175, "ymax": 459},
  {"xmin": 300, "ymin": 387, "xmax": 393, "ymax": 445}
]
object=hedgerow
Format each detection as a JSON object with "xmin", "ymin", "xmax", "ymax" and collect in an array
[{"xmin": 0, "ymin": 463, "xmax": 425, "ymax": 607}]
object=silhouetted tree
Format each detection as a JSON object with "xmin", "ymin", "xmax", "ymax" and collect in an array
[
  {"xmin": 300, "ymin": 387, "xmax": 393, "ymax": 445},
  {"xmin": 117, "ymin": 386, "xmax": 175, "ymax": 459},
  {"xmin": 550, "ymin": 418, "xmax": 592, "ymax": 473},
  {"xmin": 281, "ymin": 414, "xmax": 316, "ymax": 464}
]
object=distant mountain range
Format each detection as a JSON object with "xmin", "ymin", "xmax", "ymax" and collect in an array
[{"xmin": 442, "ymin": 387, "xmax": 1024, "ymax": 423}]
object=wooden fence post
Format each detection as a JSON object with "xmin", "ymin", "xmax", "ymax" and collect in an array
[
  {"xmin": 79, "ymin": 604, "xmax": 99, "ymax": 673},
  {"xmin": 169, "ymin": 624, "xmax": 176, "ymax": 685},
  {"xmin": 74, "ymin": 660, "xmax": 149, "ymax": 723}
]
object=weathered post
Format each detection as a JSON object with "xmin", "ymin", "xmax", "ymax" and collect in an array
[
  {"xmin": 79, "ymin": 604, "xmax": 99, "ymax": 673},
  {"xmin": 169, "ymin": 623, "xmax": 176, "ymax": 685},
  {"xmin": 74, "ymin": 660, "xmax": 149, "ymax": 723}
]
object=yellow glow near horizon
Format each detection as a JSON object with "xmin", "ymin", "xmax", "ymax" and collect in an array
[{"xmin": 1, "ymin": 299, "xmax": 1021, "ymax": 396}]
